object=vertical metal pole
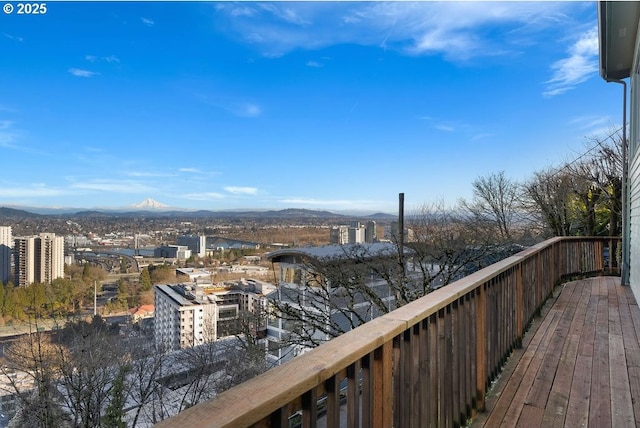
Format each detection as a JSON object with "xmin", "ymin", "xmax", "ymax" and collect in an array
[
  {"xmin": 399, "ymin": 193, "xmax": 405, "ymax": 266},
  {"xmin": 622, "ymin": 81, "xmax": 630, "ymax": 286},
  {"xmin": 607, "ymin": 78, "xmax": 629, "ymax": 285},
  {"xmin": 94, "ymin": 280, "xmax": 97, "ymax": 316},
  {"xmin": 397, "ymin": 193, "xmax": 406, "ymax": 308}
]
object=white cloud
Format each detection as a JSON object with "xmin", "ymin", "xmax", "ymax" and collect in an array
[
  {"xmin": 435, "ymin": 125, "xmax": 454, "ymax": 132},
  {"xmin": 421, "ymin": 116, "xmax": 460, "ymax": 133},
  {"xmin": 232, "ymin": 103, "xmax": 262, "ymax": 118},
  {"xmin": 214, "ymin": 2, "xmax": 575, "ymax": 60},
  {"xmin": 225, "ymin": 186, "xmax": 258, "ymax": 195},
  {"xmin": 471, "ymin": 133, "xmax": 496, "ymax": 141},
  {"xmin": 0, "ymin": 120, "xmax": 13, "ymax": 131},
  {"xmin": 0, "ymin": 121, "xmax": 48, "ymax": 155},
  {"xmin": 86, "ymin": 55, "xmax": 120, "ymax": 63},
  {"xmin": 68, "ymin": 68, "xmax": 99, "ymax": 78},
  {"xmin": 70, "ymin": 180, "xmax": 152, "ymax": 193},
  {"xmin": 570, "ymin": 115, "xmax": 613, "ymax": 131},
  {"xmin": 245, "ymin": 104, "xmax": 262, "ymax": 117},
  {"xmin": 306, "ymin": 61, "xmax": 323, "ymax": 68},
  {"xmin": 0, "ymin": 120, "xmax": 20, "ymax": 149},
  {"xmin": 198, "ymin": 92, "xmax": 263, "ymax": 118},
  {"xmin": 82, "ymin": 146, "xmax": 105, "ymax": 153},
  {"xmin": 3, "ymin": 33, "xmax": 24, "ymax": 42},
  {"xmin": 226, "ymin": 5, "xmax": 256, "ymax": 18},
  {"xmin": 0, "ymin": 185, "xmax": 64, "ymax": 198},
  {"xmin": 258, "ymin": 3, "xmax": 312, "ymax": 26},
  {"xmin": 126, "ymin": 171, "xmax": 174, "ymax": 178},
  {"xmin": 141, "ymin": 17, "xmax": 154, "ymax": 27},
  {"xmin": 569, "ymin": 115, "xmax": 617, "ymax": 138},
  {"xmin": 544, "ymin": 27, "xmax": 598, "ymax": 97},
  {"xmin": 177, "ymin": 167, "xmax": 221, "ymax": 177}
]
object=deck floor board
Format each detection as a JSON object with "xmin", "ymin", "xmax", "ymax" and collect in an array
[{"xmin": 472, "ymin": 276, "xmax": 639, "ymax": 428}]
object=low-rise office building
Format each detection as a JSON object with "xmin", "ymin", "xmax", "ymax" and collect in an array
[
  {"xmin": 176, "ymin": 267, "xmax": 213, "ymax": 283},
  {"xmin": 154, "ymin": 245, "xmax": 191, "ymax": 260}
]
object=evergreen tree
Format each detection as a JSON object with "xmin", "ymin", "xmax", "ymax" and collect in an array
[{"xmin": 140, "ymin": 267, "xmax": 152, "ymax": 292}]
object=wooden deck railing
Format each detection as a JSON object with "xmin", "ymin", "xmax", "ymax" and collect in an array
[{"xmin": 156, "ymin": 237, "xmax": 620, "ymax": 428}]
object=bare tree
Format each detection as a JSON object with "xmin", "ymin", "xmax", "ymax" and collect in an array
[
  {"xmin": 461, "ymin": 171, "xmax": 520, "ymax": 241},
  {"xmin": 125, "ymin": 350, "xmax": 167, "ymax": 426},
  {"xmin": 565, "ymin": 157, "xmax": 605, "ymax": 236},
  {"xmin": 583, "ymin": 128, "xmax": 624, "ymax": 236},
  {"xmin": 523, "ymin": 129, "xmax": 624, "ymax": 238},
  {"xmin": 522, "ymin": 167, "xmax": 576, "ymax": 237},
  {"xmin": 405, "ymin": 200, "xmax": 514, "ymax": 292},
  {"xmin": 210, "ymin": 337, "xmax": 269, "ymax": 393},
  {"xmin": 269, "ymin": 201, "xmax": 514, "ymax": 351},
  {"xmin": 54, "ymin": 317, "xmax": 130, "ymax": 428},
  {"xmin": 270, "ymin": 243, "xmax": 403, "ymax": 349},
  {"xmin": 2, "ymin": 330, "xmax": 69, "ymax": 428}
]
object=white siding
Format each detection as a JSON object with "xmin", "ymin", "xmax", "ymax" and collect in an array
[{"xmin": 630, "ymin": 35, "xmax": 640, "ymax": 300}]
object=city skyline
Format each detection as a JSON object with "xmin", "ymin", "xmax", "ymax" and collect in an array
[{"xmin": 1, "ymin": 1, "xmax": 621, "ymax": 214}]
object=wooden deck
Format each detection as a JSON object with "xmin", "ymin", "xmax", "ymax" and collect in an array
[{"xmin": 471, "ymin": 276, "xmax": 640, "ymax": 428}]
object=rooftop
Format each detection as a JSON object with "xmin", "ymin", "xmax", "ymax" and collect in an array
[{"xmin": 266, "ymin": 242, "xmax": 405, "ymax": 262}]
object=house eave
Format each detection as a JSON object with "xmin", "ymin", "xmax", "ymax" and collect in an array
[{"xmin": 599, "ymin": 1, "xmax": 640, "ymax": 81}]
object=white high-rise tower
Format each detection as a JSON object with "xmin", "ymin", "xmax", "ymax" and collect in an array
[{"xmin": 38, "ymin": 233, "xmax": 64, "ymax": 284}]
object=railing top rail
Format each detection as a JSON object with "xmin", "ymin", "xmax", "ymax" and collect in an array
[
  {"xmin": 156, "ymin": 236, "xmax": 616, "ymax": 428},
  {"xmin": 384, "ymin": 237, "xmax": 564, "ymax": 326}
]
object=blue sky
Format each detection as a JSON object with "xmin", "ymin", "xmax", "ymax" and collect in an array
[{"xmin": 0, "ymin": 1, "xmax": 622, "ymax": 214}]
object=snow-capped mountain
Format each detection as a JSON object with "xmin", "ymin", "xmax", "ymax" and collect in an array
[{"xmin": 130, "ymin": 198, "xmax": 169, "ymax": 209}]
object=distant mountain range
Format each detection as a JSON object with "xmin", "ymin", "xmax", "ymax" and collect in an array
[{"xmin": 0, "ymin": 205, "xmax": 397, "ymax": 221}]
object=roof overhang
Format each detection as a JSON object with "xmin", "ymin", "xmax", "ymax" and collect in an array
[{"xmin": 599, "ymin": 1, "xmax": 640, "ymax": 80}]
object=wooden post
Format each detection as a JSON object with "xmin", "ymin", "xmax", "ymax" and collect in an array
[
  {"xmin": 347, "ymin": 362, "xmax": 360, "ymax": 428},
  {"xmin": 516, "ymin": 264, "xmax": 523, "ymax": 347},
  {"xmin": 302, "ymin": 388, "xmax": 318, "ymax": 428},
  {"xmin": 362, "ymin": 352, "xmax": 372, "ymax": 428},
  {"xmin": 326, "ymin": 375, "xmax": 340, "ymax": 427},
  {"xmin": 373, "ymin": 342, "xmax": 393, "ymax": 428},
  {"xmin": 475, "ymin": 285, "xmax": 487, "ymax": 412}
]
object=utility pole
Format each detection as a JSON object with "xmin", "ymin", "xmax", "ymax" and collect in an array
[
  {"xmin": 397, "ymin": 193, "xmax": 406, "ymax": 307},
  {"xmin": 94, "ymin": 280, "xmax": 97, "ymax": 316},
  {"xmin": 398, "ymin": 193, "xmax": 405, "ymax": 268}
]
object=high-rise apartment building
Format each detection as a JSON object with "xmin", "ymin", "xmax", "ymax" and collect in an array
[
  {"xmin": 329, "ymin": 226, "xmax": 349, "ymax": 245},
  {"xmin": 330, "ymin": 221, "xmax": 368, "ymax": 245},
  {"xmin": 365, "ymin": 221, "xmax": 377, "ymax": 243},
  {"xmin": 38, "ymin": 233, "xmax": 65, "ymax": 284},
  {"xmin": 348, "ymin": 225, "xmax": 365, "ymax": 244},
  {"xmin": 0, "ymin": 226, "xmax": 12, "ymax": 284},
  {"xmin": 14, "ymin": 236, "xmax": 36, "ymax": 287},
  {"xmin": 14, "ymin": 233, "xmax": 65, "ymax": 287}
]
